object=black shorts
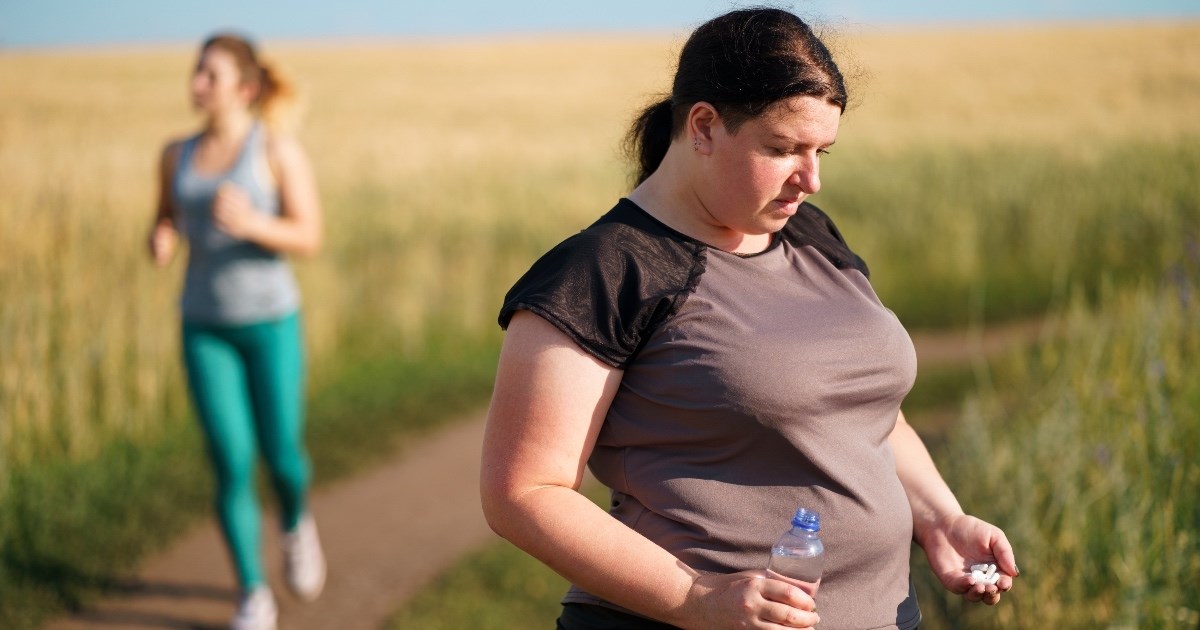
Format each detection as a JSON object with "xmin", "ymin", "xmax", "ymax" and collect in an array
[{"xmin": 555, "ymin": 603, "xmax": 681, "ymax": 630}]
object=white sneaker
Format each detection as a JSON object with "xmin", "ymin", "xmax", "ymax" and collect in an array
[
  {"xmin": 230, "ymin": 586, "xmax": 277, "ymax": 630},
  {"xmin": 282, "ymin": 513, "xmax": 326, "ymax": 601}
]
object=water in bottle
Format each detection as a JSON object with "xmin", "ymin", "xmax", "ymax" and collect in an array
[{"xmin": 766, "ymin": 507, "xmax": 824, "ymax": 596}]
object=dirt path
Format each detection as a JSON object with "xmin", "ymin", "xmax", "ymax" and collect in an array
[
  {"xmin": 43, "ymin": 318, "xmax": 1044, "ymax": 630},
  {"xmin": 44, "ymin": 417, "xmax": 494, "ymax": 630}
]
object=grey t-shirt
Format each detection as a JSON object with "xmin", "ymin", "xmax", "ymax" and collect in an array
[
  {"xmin": 500, "ymin": 199, "xmax": 921, "ymax": 630},
  {"xmin": 173, "ymin": 122, "xmax": 301, "ymax": 325}
]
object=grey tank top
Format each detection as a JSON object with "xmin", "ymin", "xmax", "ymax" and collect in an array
[{"xmin": 173, "ymin": 122, "xmax": 300, "ymax": 324}]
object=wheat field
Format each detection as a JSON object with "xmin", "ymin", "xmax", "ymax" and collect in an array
[
  {"xmin": 1, "ymin": 20, "xmax": 1198, "ymax": 629},
  {"xmin": 3, "ymin": 23, "xmax": 1196, "ymax": 470}
]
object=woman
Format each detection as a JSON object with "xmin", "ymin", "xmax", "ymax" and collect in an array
[
  {"xmin": 148, "ymin": 33, "xmax": 325, "ymax": 630},
  {"xmin": 481, "ymin": 9, "xmax": 1018, "ymax": 630}
]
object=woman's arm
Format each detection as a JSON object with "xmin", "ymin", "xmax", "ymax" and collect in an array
[
  {"xmin": 889, "ymin": 410, "xmax": 1019, "ymax": 606},
  {"xmin": 148, "ymin": 142, "xmax": 182, "ymax": 266},
  {"xmin": 481, "ymin": 311, "xmax": 819, "ymax": 629},
  {"xmin": 212, "ymin": 133, "xmax": 322, "ymax": 256}
]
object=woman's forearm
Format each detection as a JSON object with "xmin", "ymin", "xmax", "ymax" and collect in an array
[
  {"xmin": 889, "ymin": 410, "xmax": 964, "ymax": 547},
  {"xmin": 243, "ymin": 213, "xmax": 321, "ymax": 256},
  {"xmin": 483, "ymin": 484, "xmax": 701, "ymax": 626}
]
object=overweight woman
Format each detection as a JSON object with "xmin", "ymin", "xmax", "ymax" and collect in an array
[{"xmin": 480, "ymin": 9, "xmax": 1018, "ymax": 629}]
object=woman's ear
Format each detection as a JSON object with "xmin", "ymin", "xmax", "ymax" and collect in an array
[
  {"xmin": 239, "ymin": 80, "xmax": 261, "ymax": 107},
  {"xmin": 687, "ymin": 101, "xmax": 720, "ymax": 155}
]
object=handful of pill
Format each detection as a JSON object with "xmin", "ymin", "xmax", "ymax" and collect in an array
[{"xmin": 970, "ymin": 563, "xmax": 1001, "ymax": 585}]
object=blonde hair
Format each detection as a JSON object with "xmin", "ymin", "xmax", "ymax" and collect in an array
[{"xmin": 201, "ymin": 33, "xmax": 302, "ymax": 132}]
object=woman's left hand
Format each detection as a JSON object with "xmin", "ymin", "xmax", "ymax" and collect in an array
[
  {"xmin": 918, "ymin": 513, "xmax": 1018, "ymax": 605},
  {"xmin": 213, "ymin": 182, "xmax": 266, "ymax": 241}
]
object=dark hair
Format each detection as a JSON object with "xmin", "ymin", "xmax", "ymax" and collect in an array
[
  {"xmin": 627, "ymin": 8, "xmax": 848, "ymax": 185},
  {"xmin": 201, "ymin": 33, "xmax": 298, "ymax": 129}
]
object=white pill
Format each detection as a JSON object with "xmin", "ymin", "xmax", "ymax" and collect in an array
[
  {"xmin": 971, "ymin": 570, "xmax": 985, "ymax": 582},
  {"xmin": 984, "ymin": 563, "xmax": 997, "ymax": 578},
  {"xmin": 970, "ymin": 563, "xmax": 990, "ymax": 572}
]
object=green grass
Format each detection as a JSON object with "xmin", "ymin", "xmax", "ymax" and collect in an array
[
  {"xmin": 305, "ymin": 330, "xmax": 501, "ymax": 483},
  {"xmin": 387, "ymin": 484, "xmax": 609, "ymax": 630},
  {"xmin": 0, "ymin": 429, "xmax": 211, "ymax": 630},
  {"xmin": 912, "ymin": 279, "xmax": 1200, "ymax": 629},
  {"xmin": 823, "ymin": 139, "xmax": 1200, "ymax": 329},
  {"xmin": 0, "ymin": 333, "xmax": 500, "ymax": 630},
  {"xmin": 389, "ymin": 538, "xmax": 570, "ymax": 630}
]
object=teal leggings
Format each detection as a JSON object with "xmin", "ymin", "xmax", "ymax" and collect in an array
[{"xmin": 182, "ymin": 311, "xmax": 311, "ymax": 590}]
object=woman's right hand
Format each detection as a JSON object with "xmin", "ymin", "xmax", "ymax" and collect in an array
[
  {"xmin": 680, "ymin": 570, "xmax": 820, "ymax": 629},
  {"xmin": 148, "ymin": 222, "xmax": 178, "ymax": 266}
]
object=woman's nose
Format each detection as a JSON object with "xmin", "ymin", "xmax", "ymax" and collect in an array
[{"xmin": 789, "ymin": 159, "xmax": 821, "ymax": 195}]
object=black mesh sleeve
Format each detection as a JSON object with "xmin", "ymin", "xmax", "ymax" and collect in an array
[{"xmin": 498, "ymin": 201, "xmax": 706, "ymax": 369}]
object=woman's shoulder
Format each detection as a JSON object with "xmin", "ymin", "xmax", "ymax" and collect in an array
[
  {"xmin": 533, "ymin": 199, "xmax": 706, "ymax": 292},
  {"xmin": 259, "ymin": 126, "xmax": 302, "ymax": 154},
  {"xmin": 158, "ymin": 135, "xmax": 192, "ymax": 174},
  {"xmin": 258, "ymin": 126, "xmax": 311, "ymax": 177},
  {"xmin": 565, "ymin": 198, "xmax": 705, "ymax": 260},
  {"xmin": 499, "ymin": 199, "xmax": 707, "ymax": 368}
]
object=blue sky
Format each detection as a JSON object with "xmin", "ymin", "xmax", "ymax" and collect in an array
[{"xmin": 2, "ymin": 0, "xmax": 1198, "ymax": 49}]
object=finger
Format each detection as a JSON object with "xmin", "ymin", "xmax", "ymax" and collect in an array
[
  {"xmin": 996, "ymin": 573, "xmax": 1014, "ymax": 592},
  {"xmin": 212, "ymin": 201, "xmax": 236, "ymax": 226},
  {"xmin": 961, "ymin": 575, "xmax": 993, "ymax": 602},
  {"xmin": 989, "ymin": 529, "xmax": 1019, "ymax": 579},
  {"xmin": 763, "ymin": 601, "xmax": 820, "ymax": 628},
  {"xmin": 760, "ymin": 578, "xmax": 816, "ymax": 611},
  {"xmin": 943, "ymin": 571, "xmax": 972, "ymax": 595},
  {"xmin": 969, "ymin": 579, "xmax": 1004, "ymax": 604},
  {"xmin": 217, "ymin": 185, "xmax": 248, "ymax": 209},
  {"xmin": 217, "ymin": 182, "xmax": 243, "ymax": 196},
  {"xmin": 214, "ymin": 184, "xmax": 239, "ymax": 205}
]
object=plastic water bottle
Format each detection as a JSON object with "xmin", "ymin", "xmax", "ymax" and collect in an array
[{"xmin": 766, "ymin": 507, "xmax": 824, "ymax": 596}]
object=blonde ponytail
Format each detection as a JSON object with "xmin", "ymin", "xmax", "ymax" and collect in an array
[
  {"xmin": 200, "ymin": 33, "xmax": 303, "ymax": 132},
  {"xmin": 256, "ymin": 57, "xmax": 302, "ymax": 133}
]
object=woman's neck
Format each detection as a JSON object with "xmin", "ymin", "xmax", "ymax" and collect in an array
[
  {"xmin": 628, "ymin": 142, "xmax": 771, "ymax": 255},
  {"xmin": 203, "ymin": 109, "xmax": 255, "ymax": 142}
]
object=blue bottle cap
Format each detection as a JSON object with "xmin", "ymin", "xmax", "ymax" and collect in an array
[{"xmin": 791, "ymin": 507, "xmax": 820, "ymax": 532}]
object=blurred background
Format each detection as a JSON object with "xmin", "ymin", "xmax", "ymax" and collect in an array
[{"xmin": 2, "ymin": 1, "xmax": 1198, "ymax": 628}]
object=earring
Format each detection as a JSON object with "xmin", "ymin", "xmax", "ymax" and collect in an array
[{"xmin": 693, "ymin": 138, "xmax": 701, "ymax": 151}]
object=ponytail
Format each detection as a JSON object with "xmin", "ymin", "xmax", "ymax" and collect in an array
[
  {"xmin": 200, "ymin": 33, "xmax": 302, "ymax": 132},
  {"xmin": 626, "ymin": 97, "xmax": 675, "ymax": 186},
  {"xmin": 624, "ymin": 9, "xmax": 847, "ymax": 187},
  {"xmin": 256, "ymin": 58, "xmax": 300, "ymax": 133}
]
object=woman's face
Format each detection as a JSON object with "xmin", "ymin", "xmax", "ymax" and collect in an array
[
  {"xmin": 190, "ymin": 47, "xmax": 252, "ymax": 115},
  {"xmin": 699, "ymin": 95, "xmax": 842, "ymax": 236}
]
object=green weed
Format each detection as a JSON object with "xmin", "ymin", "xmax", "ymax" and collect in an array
[{"xmin": 913, "ymin": 278, "xmax": 1200, "ymax": 628}]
